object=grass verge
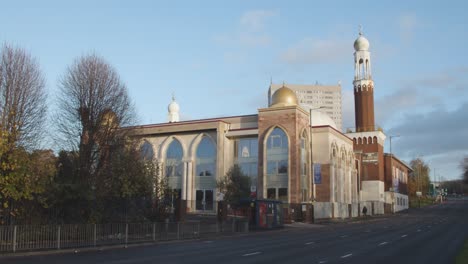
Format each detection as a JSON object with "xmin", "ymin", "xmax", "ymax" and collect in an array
[{"xmin": 455, "ymin": 239, "xmax": 468, "ymax": 264}]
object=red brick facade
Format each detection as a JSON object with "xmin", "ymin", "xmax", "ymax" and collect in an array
[{"xmin": 257, "ymin": 106, "xmax": 309, "ymax": 204}]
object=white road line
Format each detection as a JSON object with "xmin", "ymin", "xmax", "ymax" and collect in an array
[
  {"xmin": 417, "ymin": 229, "xmax": 421, "ymax": 232},
  {"xmin": 340, "ymin": 235, "xmax": 347, "ymax": 238},
  {"xmin": 242, "ymin": 252, "xmax": 261, "ymax": 257},
  {"xmin": 401, "ymin": 234, "xmax": 407, "ymax": 238},
  {"xmin": 318, "ymin": 261, "xmax": 328, "ymax": 263},
  {"xmin": 204, "ymin": 241, "xmax": 213, "ymax": 243},
  {"xmin": 305, "ymin": 241, "xmax": 315, "ymax": 245},
  {"xmin": 341, "ymin": 253, "xmax": 353, "ymax": 258},
  {"xmin": 378, "ymin": 242, "xmax": 388, "ymax": 246}
]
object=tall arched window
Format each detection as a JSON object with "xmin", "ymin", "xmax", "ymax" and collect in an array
[
  {"xmin": 195, "ymin": 136, "xmax": 216, "ymax": 211},
  {"xmin": 196, "ymin": 137, "xmax": 216, "ymax": 177},
  {"xmin": 165, "ymin": 139, "xmax": 183, "ymax": 177},
  {"xmin": 300, "ymin": 131, "xmax": 308, "ymax": 202},
  {"xmin": 140, "ymin": 141, "xmax": 154, "ymax": 161},
  {"xmin": 266, "ymin": 127, "xmax": 289, "ymax": 201}
]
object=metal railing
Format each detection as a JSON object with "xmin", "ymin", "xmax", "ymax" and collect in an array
[{"xmin": 0, "ymin": 220, "xmax": 249, "ymax": 253}]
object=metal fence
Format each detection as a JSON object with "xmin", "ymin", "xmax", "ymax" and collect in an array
[{"xmin": 0, "ymin": 220, "xmax": 249, "ymax": 253}]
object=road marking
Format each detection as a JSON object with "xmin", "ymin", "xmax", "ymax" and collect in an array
[
  {"xmin": 378, "ymin": 242, "xmax": 388, "ymax": 246},
  {"xmin": 365, "ymin": 229, "xmax": 371, "ymax": 233},
  {"xmin": 340, "ymin": 235, "xmax": 348, "ymax": 238},
  {"xmin": 341, "ymin": 253, "xmax": 353, "ymax": 258},
  {"xmin": 401, "ymin": 234, "xmax": 407, "ymax": 238},
  {"xmin": 428, "ymin": 225, "xmax": 431, "ymax": 228},
  {"xmin": 305, "ymin": 241, "xmax": 315, "ymax": 245},
  {"xmin": 318, "ymin": 261, "xmax": 328, "ymax": 263},
  {"xmin": 204, "ymin": 241, "xmax": 213, "ymax": 243},
  {"xmin": 242, "ymin": 252, "xmax": 261, "ymax": 257},
  {"xmin": 417, "ymin": 229, "xmax": 421, "ymax": 232}
]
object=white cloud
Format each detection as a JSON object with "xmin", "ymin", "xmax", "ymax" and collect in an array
[
  {"xmin": 240, "ymin": 10, "xmax": 276, "ymax": 32},
  {"xmin": 280, "ymin": 37, "xmax": 350, "ymax": 65},
  {"xmin": 398, "ymin": 14, "xmax": 418, "ymax": 44},
  {"xmin": 214, "ymin": 9, "xmax": 276, "ymax": 49}
]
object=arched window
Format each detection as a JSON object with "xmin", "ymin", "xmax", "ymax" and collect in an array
[
  {"xmin": 196, "ymin": 136, "xmax": 216, "ymax": 177},
  {"xmin": 165, "ymin": 139, "xmax": 183, "ymax": 177},
  {"xmin": 140, "ymin": 141, "xmax": 154, "ymax": 161},
  {"xmin": 266, "ymin": 127, "xmax": 289, "ymax": 201},
  {"xmin": 195, "ymin": 136, "xmax": 216, "ymax": 211},
  {"xmin": 300, "ymin": 131, "xmax": 308, "ymax": 202}
]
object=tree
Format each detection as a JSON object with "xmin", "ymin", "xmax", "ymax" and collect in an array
[
  {"xmin": 0, "ymin": 44, "xmax": 48, "ymax": 224},
  {"xmin": 217, "ymin": 164, "xmax": 251, "ymax": 206},
  {"xmin": 409, "ymin": 158, "xmax": 431, "ymax": 196},
  {"xmin": 0, "ymin": 44, "xmax": 47, "ymax": 149},
  {"xmin": 461, "ymin": 156, "xmax": 468, "ymax": 184},
  {"xmin": 56, "ymin": 53, "xmax": 136, "ymax": 194}
]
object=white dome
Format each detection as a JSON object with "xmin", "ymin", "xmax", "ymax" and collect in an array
[
  {"xmin": 168, "ymin": 98, "xmax": 179, "ymax": 112},
  {"xmin": 167, "ymin": 96, "xmax": 180, "ymax": 123},
  {"xmin": 354, "ymin": 35, "xmax": 370, "ymax": 51},
  {"xmin": 310, "ymin": 109, "xmax": 337, "ymax": 129}
]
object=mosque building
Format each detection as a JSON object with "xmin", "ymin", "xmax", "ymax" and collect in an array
[{"xmin": 126, "ymin": 31, "xmax": 411, "ymax": 221}]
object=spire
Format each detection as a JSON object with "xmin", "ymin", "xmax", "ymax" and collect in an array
[{"xmin": 359, "ymin": 24, "xmax": 363, "ymax": 36}]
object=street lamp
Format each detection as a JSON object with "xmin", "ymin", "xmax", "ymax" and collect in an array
[
  {"xmin": 388, "ymin": 134, "xmax": 399, "ymax": 212},
  {"xmin": 310, "ymin": 106, "xmax": 325, "ymax": 202},
  {"xmin": 389, "ymin": 134, "xmax": 400, "ymax": 159}
]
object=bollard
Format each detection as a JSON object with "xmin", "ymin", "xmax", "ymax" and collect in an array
[
  {"xmin": 13, "ymin": 226, "xmax": 17, "ymax": 253},
  {"xmin": 152, "ymin": 223, "xmax": 156, "ymax": 241},
  {"xmin": 177, "ymin": 222, "xmax": 180, "ymax": 240},
  {"xmin": 125, "ymin": 224, "xmax": 128, "ymax": 246},
  {"xmin": 93, "ymin": 224, "xmax": 97, "ymax": 247},
  {"xmin": 57, "ymin": 226, "xmax": 61, "ymax": 249}
]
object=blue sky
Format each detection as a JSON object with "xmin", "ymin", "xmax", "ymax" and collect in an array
[{"xmin": 1, "ymin": 0, "xmax": 467, "ymax": 180}]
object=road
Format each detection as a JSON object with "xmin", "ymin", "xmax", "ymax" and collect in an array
[{"xmin": 2, "ymin": 198, "xmax": 468, "ymax": 264}]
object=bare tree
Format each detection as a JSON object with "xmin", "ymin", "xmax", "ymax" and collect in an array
[
  {"xmin": 0, "ymin": 44, "xmax": 47, "ymax": 149},
  {"xmin": 462, "ymin": 156, "xmax": 468, "ymax": 184},
  {"xmin": 56, "ymin": 53, "xmax": 136, "ymax": 186}
]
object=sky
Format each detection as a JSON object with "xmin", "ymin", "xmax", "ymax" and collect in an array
[{"xmin": 1, "ymin": 0, "xmax": 467, "ymax": 180}]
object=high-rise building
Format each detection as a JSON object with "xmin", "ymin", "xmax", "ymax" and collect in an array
[{"xmin": 268, "ymin": 83, "xmax": 342, "ymax": 131}]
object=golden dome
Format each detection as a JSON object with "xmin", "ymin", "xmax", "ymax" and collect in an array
[{"xmin": 270, "ymin": 86, "xmax": 298, "ymax": 107}]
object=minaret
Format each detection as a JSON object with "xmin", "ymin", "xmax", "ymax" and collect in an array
[
  {"xmin": 168, "ymin": 95, "xmax": 180, "ymax": 123},
  {"xmin": 353, "ymin": 27, "xmax": 375, "ymax": 132}
]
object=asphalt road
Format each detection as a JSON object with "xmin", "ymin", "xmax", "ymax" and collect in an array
[{"xmin": 3, "ymin": 198, "xmax": 468, "ymax": 264}]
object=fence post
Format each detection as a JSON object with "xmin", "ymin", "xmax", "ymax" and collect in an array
[
  {"xmin": 125, "ymin": 224, "xmax": 128, "ymax": 246},
  {"xmin": 152, "ymin": 223, "xmax": 156, "ymax": 241},
  {"xmin": 93, "ymin": 224, "xmax": 97, "ymax": 247},
  {"xmin": 177, "ymin": 222, "xmax": 180, "ymax": 240},
  {"xmin": 57, "ymin": 226, "xmax": 61, "ymax": 249},
  {"xmin": 244, "ymin": 221, "xmax": 249, "ymax": 233},
  {"xmin": 12, "ymin": 226, "xmax": 17, "ymax": 253}
]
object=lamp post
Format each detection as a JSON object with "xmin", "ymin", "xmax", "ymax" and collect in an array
[
  {"xmin": 310, "ymin": 106, "xmax": 325, "ymax": 202},
  {"xmin": 388, "ymin": 134, "xmax": 399, "ymax": 212}
]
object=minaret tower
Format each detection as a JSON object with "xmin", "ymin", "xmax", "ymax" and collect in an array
[
  {"xmin": 353, "ymin": 27, "xmax": 375, "ymax": 132},
  {"xmin": 346, "ymin": 28, "xmax": 386, "ymax": 205}
]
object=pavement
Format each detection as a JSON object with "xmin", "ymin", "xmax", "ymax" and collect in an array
[{"xmin": 1, "ymin": 198, "xmax": 467, "ymax": 264}]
